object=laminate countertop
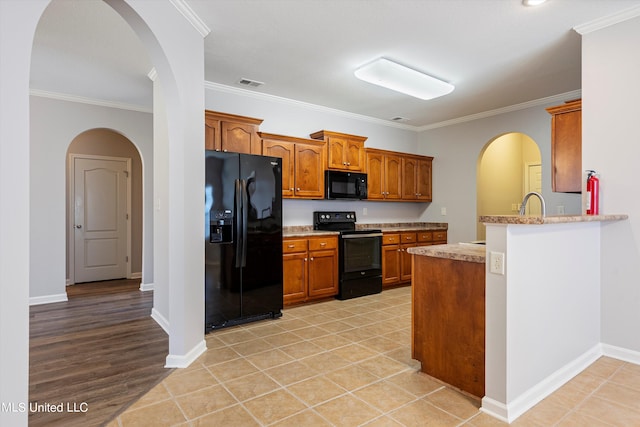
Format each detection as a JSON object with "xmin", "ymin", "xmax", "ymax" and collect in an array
[
  {"xmin": 283, "ymin": 222, "xmax": 448, "ymax": 238},
  {"xmin": 480, "ymin": 214, "xmax": 627, "ymax": 225},
  {"xmin": 407, "ymin": 243, "xmax": 486, "ymax": 263}
]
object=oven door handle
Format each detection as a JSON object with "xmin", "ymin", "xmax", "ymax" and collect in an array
[{"xmin": 341, "ymin": 232, "xmax": 383, "ymax": 239}]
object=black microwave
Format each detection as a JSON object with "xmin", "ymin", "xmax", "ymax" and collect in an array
[{"xmin": 325, "ymin": 170, "xmax": 368, "ymax": 200}]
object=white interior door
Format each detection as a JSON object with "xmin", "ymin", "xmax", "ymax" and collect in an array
[
  {"xmin": 73, "ymin": 156, "xmax": 129, "ymax": 283},
  {"xmin": 525, "ymin": 163, "xmax": 542, "ymax": 215}
]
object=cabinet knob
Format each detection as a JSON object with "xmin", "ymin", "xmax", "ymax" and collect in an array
[
  {"xmin": 320, "ymin": 242, "xmax": 326, "ymax": 246},
  {"xmin": 290, "ymin": 188, "xmax": 294, "ymax": 191},
  {"xmin": 310, "ymin": 257, "xmax": 314, "ymax": 261},
  {"xmin": 343, "ymin": 162, "xmax": 347, "ymax": 165},
  {"xmin": 304, "ymin": 258, "xmax": 308, "ymax": 261},
  {"xmin": 397, "ymin": 249, "xmax": 401, "ymax": 252},
  {"xmin": 296, "ymin": 188, "xmax": 301, "ymax": 191},
  {"xmin": 288, "ymin": 244, "xmax": 295, "ymax": 248}
]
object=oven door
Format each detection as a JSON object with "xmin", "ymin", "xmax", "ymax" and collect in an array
[{"xmin": 340, "ymin": 232, "xmax": 382, "ymax": 280}]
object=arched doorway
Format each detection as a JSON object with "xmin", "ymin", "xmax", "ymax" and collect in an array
[
  {"xmin": 66, "ymin": 128, "xmax": 143, "ymax": 285},
  {"xmin": 476, "ymin": 132, "xmax": 542, "ymax": 240}
]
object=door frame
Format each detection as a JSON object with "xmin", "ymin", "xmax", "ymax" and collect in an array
[
  {"xmin": 524, "ymin": 162, "xmax": 542, "ymax": 215},
  {"xmin": 67, "ymin": 153, "xmax": 132, "ymax": 285}
]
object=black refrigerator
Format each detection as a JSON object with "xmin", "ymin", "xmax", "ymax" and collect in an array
[{"xmin": 205, "ymin": 151, "xmax": 283, "ymax": 331}]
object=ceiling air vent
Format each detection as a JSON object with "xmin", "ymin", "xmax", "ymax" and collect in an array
[
  {"xmin": 238, "ymin": 78, "xmax": 264, "ymax": 88},
  {"xmin": 391, "ymin": 116, "xmax": 409, "ymax": 122}
]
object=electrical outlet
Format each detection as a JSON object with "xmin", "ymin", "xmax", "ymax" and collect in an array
[
  {"xmin": 490, "ymin": 251, "xmax": 505, "ymax": 275},
  {"xmin": 362, "ymin": 207, "xmax": 368, "ymax": 216},
  {"xmin": 441, "ymin": 207, "xmax": 447, "ymax": 216},
  {"xmin": 557, "ymin": 205, "xmax": 565, "ymax": 215}
]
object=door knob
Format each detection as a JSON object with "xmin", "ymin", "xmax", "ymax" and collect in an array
[{"xmin": 75, "ymin": 224, "xmax": 82, "ymax": 229}]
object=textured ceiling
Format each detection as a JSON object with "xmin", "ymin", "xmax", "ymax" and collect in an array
[{"xmin": 30, "ymin": 0, "xmax": 640, "ymax": 128}]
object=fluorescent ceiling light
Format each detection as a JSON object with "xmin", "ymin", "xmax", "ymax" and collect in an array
[
  {"xmin": 522, "ymin": 0, "xmax": 547, "ymax": 6},
  {"xmin": 354, "ymin": 58, "xmax": 454, "ymax": 100}
]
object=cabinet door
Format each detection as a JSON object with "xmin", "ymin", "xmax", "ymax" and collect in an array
[
  {"xmin": 385, "ymin": 155, "xmax": 402, "ymax": 200},
  {"xmin": 345, "ymin": 139, "xmax": 364, "ymax": 171},
  {"xmin": 382, "ymin": 244, "xmax": 401, "ymax": 286},
  {"xmin": 416, "ymin": 158, "xmax": 432, "ymax": 201},
  {"xmin": 366, "ymin": 151, "xmax": 384, "ymax": 200},
  {"xmin": 327, "ymin": 137, "xmax": 348, "ymax": 170},
  {"xmin": 307, "ymin": 249, "xmax": 338, "ymax": 298},
  {"xmin": 294, "ymin": 143, "xmax": 325, "ymax": 198},
  {"xmin": 551, "ymin": 109, "xmax": 582, "ymax": 193},
  {"xmin": 400, "ymin": 243, "xmax": 416, "ymax": 282},
  {"xmin": 221, "ymin": 122, "xmax": 259, "ymax": 155},
  {"xmin": 402, "ymin": 157, "xmax": 418, "ymax": 200},
  {"xmin": 204, "ymin": 117, "xmax": 220, "ymax": 151},
  {"xmin": 263, "ymin": 140, "xmax": 295, "ymax": 198},
  {"xmin": 283, "ymin": 251, "xmax": 307, "ymax": 304}
]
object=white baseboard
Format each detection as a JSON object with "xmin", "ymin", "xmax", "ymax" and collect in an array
[
  {"xmin": 602, "ymin": 343, "xmax": 640, "ymax": 365},
  {"xmin": 29, "ymin": 293, "xmax": 68, "ymax": 306},
  {"xmin": 151, "ymin": 308, "xmax": 169, "ymax": 334},
  {"xmin": 482, "ymin": 344, "xmax": 603, "ymax": 423},
  {"xmin": 139, "ymin": 282, "xmax": 154, "ymax": 292},
  {"xmin": 165, "ymin": 339, "xmax": 207, "ymax": 369}
]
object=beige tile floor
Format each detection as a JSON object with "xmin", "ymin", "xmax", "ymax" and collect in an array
[{"xmin": 110, "ymin": 286, "xmax": 640, "ymax": 426}]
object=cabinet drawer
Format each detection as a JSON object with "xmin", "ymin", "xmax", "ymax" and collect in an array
[
  {"xmin": 283, "ymin": 239, "xmax": 308, "ymax": 253},
  {"xmin": 433, "ymin": 231, "xmax": 447, "ymax": 242},
  {"xmin": 308, "ymin": 236, "xmax": 337, "ymax": 251},
  {"xmin": 383, "ymin": 234, "xmax": 400, "ymax": 245},
  {"xmin": 417, "ymin": 231, "xmax": 433, "ymax": 242},
  {"xmin": 400, "ymin": 233, "xmax": 417, "ymax": 243}
]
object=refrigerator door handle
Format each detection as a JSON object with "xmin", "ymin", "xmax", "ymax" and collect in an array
[
  {"xmin": 234, "ymin": 179, "xmax": 243, "ymax": 268},
  {"xmin": 240, "ymin": 179, "xmax": 248, "ymax": 268}
]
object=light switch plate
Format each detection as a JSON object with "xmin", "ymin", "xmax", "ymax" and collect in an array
[{"xmin": 490, "ymin": 251, "xmax": 505, "ymax": 275}]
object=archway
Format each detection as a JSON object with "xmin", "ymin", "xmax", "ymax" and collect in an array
[
  {"xmin": 66, "ymin": 128, "xmax": 143, "ymax": 286},
  {"xmin": 476, "ymin": 132, "xmax": 542, "ymax": 240}
]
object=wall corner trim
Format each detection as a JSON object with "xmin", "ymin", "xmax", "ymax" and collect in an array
[
  {"xmin": 169, "ymin": 0, "xmax": 211, "ymax": 37},
  {"xmin": 165, "ymin": 340, "xmax": 207, "ymax": 369}
]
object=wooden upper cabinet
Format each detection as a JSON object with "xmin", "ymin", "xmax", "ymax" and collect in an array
[
  {"xmin": 402, "ymin": 156, "xmax": 433, "ymax": 201},
  {"xmin": 367, "ymin": 148, "xmax": 432, "ymax": 202},
  {"xmin": 205, "ymin": 110, "xmax": 263, "ymax": 155},
  {"xmin": 260, "ymin": 132, "xmax": 326, "ymax": 199},
  {"xmin": 309, "ymin": 130, "xmax": 366, "ymax": 171},
  {"xmin": 546, "ymin": 99, "xmax": 582, "ymax": 193}
]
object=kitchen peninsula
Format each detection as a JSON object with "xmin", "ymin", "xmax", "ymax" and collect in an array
[
  {"xmin": 408, "ymin": 243, "xmax": 486, "ymax": 398},
  {"xmin": 409, "ymin": 213, "xmax": 627, "ymax": 423}
]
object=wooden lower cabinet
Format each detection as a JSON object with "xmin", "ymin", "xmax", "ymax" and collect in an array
[
  {"xmin": 382, "ymin": 230, "xmax": 447, "ymax": 287},
  {"xmin": 283, "ymin": 236, "xmax": 338, "ymax": 305}
]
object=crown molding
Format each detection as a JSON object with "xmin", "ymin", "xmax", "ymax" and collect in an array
[
  {"xmin": 205, "ymin": 81, "xmax": 581, "ymax": 133},
  {"xmin": 417, "ymin": 90, "xmax": 582, "ymax": 131},
  {"xmin": 169, "ymin": 0, "xmax": 211, "ymax": 37},
  {"xmin": 29, "ymin": 89, "xmax": 152, "ymax": 113},
  {"xmin": 573, "ymin": 5, "xmax": 640, "ymax": 35},
  {"xmin": 204, "ymin": 81, "xmax": 417, "ymax": 131},
  {"xmin": 147, "ymin": 68, "xmax": 157, "ymax": 82}
]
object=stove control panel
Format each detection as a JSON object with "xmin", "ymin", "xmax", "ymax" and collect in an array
[{"xmin": 313, "ymin": 211, "xmax": 357, "ymax": 230}]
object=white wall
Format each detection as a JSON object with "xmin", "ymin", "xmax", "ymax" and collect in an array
[
  {"xmin": 417, "ymin": 103, "xmax": 582, "ymax": 244},
  {"xmin": 29, "ymin": 96, "xmax": 153, "ymax": 302},
  {"xmin": 205, "ymin": 86, "xmax": 430, "ymax": 226},
  {"xmin": 0, "ymin": 2, "xmax": 48, "ymax": 424},
  {"xmin": 582, "ymin": 16, "xmax": 640, "ymax": 354}
]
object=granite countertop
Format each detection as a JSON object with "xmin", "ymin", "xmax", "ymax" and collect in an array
[
  {"xmin": 283, "ymin": 222, "xmax": 448, "ymax": 238},
  {"xmin": 480, "ymin": 214, "xmax": 628, "ymax": 225},
  {"xmin": 407, "ymin": 243, "xmax": 486, "ymax": 263}
]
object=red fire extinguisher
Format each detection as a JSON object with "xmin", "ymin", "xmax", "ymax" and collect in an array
[{"xmin": 586, "ymin": 170, "xmax": 599, "ymax": 215}]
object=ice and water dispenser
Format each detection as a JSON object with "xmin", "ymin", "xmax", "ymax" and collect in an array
[{"xmin": 210, "ymin": 209, "xmax": 233, "ymax": 243}]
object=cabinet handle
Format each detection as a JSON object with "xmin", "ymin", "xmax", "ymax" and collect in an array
[
  {"xmin": 347, "ymin": 162, "xmax": 351, "ymax": 166},
  {"xmin": 343, "ymin": 162, "xmax": 347, "ymax": 165},
  {"xmin": 397, "ymin": 249, "xmax": 401, "ymax": 252},
  {"xmin": 297, "ymin": 188, "xmax": 301, "ymax": 191},
  {"xmin": 288, "ymin": 244, "xmax": 295, "ymax": 248},
  {"xmin": 304, "ymin": 258, "xmax": 307, "ymax": 261},
  {"xmin": 223, "ymin": 149, "xmax": 228, "ymax": 152},
  {"xmin": 290, "ymin": 188, "xmax": 294, "ymax": 191},
  {"xmin": 310, "ymin": 257, "xmax": 314, "ymax": 261},
  {"xmin": 320, "ymin": 242, "xmax": 326, "ymax": 246}
]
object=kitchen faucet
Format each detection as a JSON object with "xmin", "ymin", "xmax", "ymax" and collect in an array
[{"xmin": 519, "ymin": 191, "xmax": 546, "ymax": 217}]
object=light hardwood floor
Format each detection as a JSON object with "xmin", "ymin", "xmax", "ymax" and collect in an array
[{"xmin": 29, "ymin": 279, "xmax": 172, "ymax": 427}]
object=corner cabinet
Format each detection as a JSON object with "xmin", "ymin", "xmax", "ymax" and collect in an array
[
  {"xmin": 260, "ymin": 132, "xmax": 326, "ymax": 199},
  {"xmin": 309, "ymin": 130, "xmax": 366, "ymax": 172},
  {"xmin": 546, "ymin": 99, "xmax": 582, "ymax": 193},
  {"xmin": 205, "ymin": 110, "xmax": 263, "ymax": 155},
  {"xmin": 283, "ymin": 235, "xmax": 338, "ymax": 305}
]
